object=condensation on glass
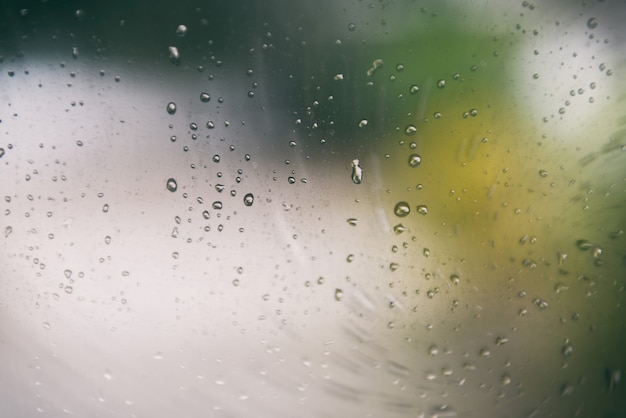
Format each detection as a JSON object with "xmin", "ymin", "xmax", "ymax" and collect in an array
[{"xmin": 0, "ymin": 1, "xmax": 625, "ymax": 417}]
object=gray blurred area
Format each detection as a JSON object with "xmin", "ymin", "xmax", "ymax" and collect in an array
[{"xmin": 1, "ymin": 1, "xmax": 625, "ymax": 417}]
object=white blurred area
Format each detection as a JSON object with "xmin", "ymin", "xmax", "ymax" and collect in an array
[{"xmin": 1, "ymin": 1, "xmax": 625, "ymax": 418}]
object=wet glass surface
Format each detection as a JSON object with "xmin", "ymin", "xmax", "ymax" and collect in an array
[{"xmin": 1, "ymin": 1, "xmax": 625, "ymax": 417}]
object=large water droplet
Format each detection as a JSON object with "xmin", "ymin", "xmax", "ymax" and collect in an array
[
  {"xmin": 351, "ymin": 159, "xmax": 363, "ymax": 184},
  {"xmin": 243, "ymin": 193, "xmax": 254, "ymax": 207},
  {"xmin": 166, "ymin": 178, "xmax": 178, "ymax": 192},
  {"xmin": 404, "ymin": 125, "xmax": 417, "ymax": 136},
  {"xmin": 200, "ymin": 92, "xmax": 210, "ymax": 102},
  {"xmin": 394, "ymin": 202, "xmax": 410, "ymax": 217},
  {"xmin": 408, "ymin": 154, "xmax": 421, "ymax": 167},
  {"xmin": 166, "ymin": 102, "xmax": 177, "ymax": 115},
  {"xmin": 212, "ymin": 201, "xmax": 223, "ymax": 210}
]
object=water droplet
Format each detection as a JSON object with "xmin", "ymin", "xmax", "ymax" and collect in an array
[
  {"xmin": 423, "ymin": 248, "xmax": 430, "ymax": 257},
  {"xmin": 166, "ymin": 102, "xmax": 177, "ymax": 115},
  {"xmin": 351, "ymin": 159, "xmax": 363, "ymax": 184},
  {"xmin": 0, "ymin": 148, "xmax": 4, "ymax": 158},
  {"xmin": 358, "ymin": 119, "xmax": 368, "ymax": 128},
  {"xmin": 334, "ymin": 73, "xmax": 344, "ymax": 81},
  {"xmin": 408, "ymin": 153, "xmax": 421, "ymax": 167},
  {"xmin": 102, "ymin": 203, "xmax": 109, "ymax": 213},
  {"xmin": 409, "ymin": 84, "xmax": 420, "ymax": 95},
  {"xmin": 168, "ymin": 46, "xmax": 180, "ymax": 65},
  {"xmin": 176, "ymin": 24, "xmax": 188, "ymax": 37},
  {"xmin": 334, "ymin": 288, "xmax": 344, "ymax": 301},
  {"xmin": 389, "ymin": 262, "xmax": 399, "ymax": 271},
  {"xmin": 72, "ymin": 47, "xmax": 79, "ymax": 59},
  {"xmin": 166, "ymin": 178, "xmax": 178, "ymax": 192},
  {"xmin": 212, "ymin": 201, "xmax": 223, "ymax": 210},
  {"xmin": 393, "ymin": 223, "xmax": 406, "ymax": 234},
  {"xmin": 348, "ymin": 22, "xmax": 356, "ymax": 31},
  {"xmin": 394, "ymin": 202, "xmax": 410, "ymax": 217},
  {"xmin": 450, "ymin": 274, "xmax": 460, "ymax": 285},
  {"xmin": 562, "ymin": 341, "xmax": 574, "ymax": 357},
  {"xmin": 64, "ymin": 286, "xmax": 73, "ymax": 294},
  {"xmin": 404, "ymin": 125, "xmax": 417, "ymax": 136},
  {"xmin": 212, "ymin": 154, "xmax": 220, "ymax": 163},
  {"xmin": 495, "ymin": 336, "xmax": 509, "ymax": 346},
  {"xmin": 416, "ymin": 205, "xmax": 428, "ymax": 215},
  {"xmin": 429, "ymin": 345, "xmax": 439, "ymax": 356},
  {"xmin": 287, "ymin": 176, "xmax": 296, "ymax": 184},
  {"xmin": 347, "ymin": 218, "xmax": 358, "ymax": 226},
  {"xmin": 576, "ymin": 239, "xmax": 592, "ymax": 251},
  {"xmin": 539, "ymin": 169, "xmax": 548, "ymax": 177},
  {"xmin": 501, "ymin": 373, "xmax": 512, "ymax": 386},
  {"xmin": 560, "ymin": 383, "xmax": 574, "ymax": 397},
  {"xmin": 587, "ymin": 17, "xmax": 598, "ymax": 29},
  {"xmin": 200, "ymin": 92, "xmax": 210, "ymax": 102},
  {"xmin": 437, "ymin": 79, "xmax": 446, "ymax": 88},
  {"xmin": 591, "ymin": 246, "xmax": 602, "ymax": 259},
  {"xmin": 243, "ymin": 193, "xmax": 254, "ymax": 207}
]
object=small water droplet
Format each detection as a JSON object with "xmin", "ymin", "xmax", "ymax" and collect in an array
[
  {"xmin": 591, "ymin": 246, "xmax": 602, "ymax": 259},
  {"xmin": 212, "ymin": 201, "xmax": 223, "ymax": 210},
  {"xmin": 358, "ymin": 119, "xmax": 368, "ymax": 128},
  {"xmin": 393, "ymin": 223, "xmax": 406, "ymax": 234},
  {"xmin": 243, "ymin": 193, "xmax": 254, "ymax": 207},
  {"xmin": 408, "ymin": 153, "xmax": 421, "ymax": 167},
  {"xmin": 561, "ymin": 383, "xmax": 574, "ymax": 397},
  {"xmin": 539, "ymin": 169, "xmax": 548, "ymax": 177},
  {"xmin": 351, "ymin": 159, "xmax": 363, "ymax": 184},
  {"xmin": 404, "ymin": 125, "xmax": 417, "ymax": 136},
  {"xmin": 416, "ymin": 205, "xmax": 428, "ymax": 215},
  {"xmin": 437, "ymin": 79, "xmax": 446, "ymax": 88},
  {"xmin": 394, "ymin": 202, "xmax": 410, "ymax": 217},
  {"xmin": 176, "ymin": 24, "xmax": 188, "ymax": 37},
  {"xmin": 200, "ymin": 92, "xmax": 210, "ymax": 102},
  {"xmin": 409, "ymin": 84, "xmax": 420, "ymax": 94},
  {"xmin": 166, "ymin": 178, "xmax": 178, "ymax": 192},
  {"xmin": 348, "ymin": 22, "xmax": 356, "ymax": 31},
  {"xmin": 168, "ymin": 46, "xmax": 180, "ymax": 65},
  {"xmin": 102, "ymin": 203, "xmax": 109, "ymax": 213},
  {"xmin": 576, "ymin": 239, "xmax": 592, "ymax": 251},
  {"xmin": 587, "ymin": 17, "xmax": 598, "ymax": 29},
  {"xmin": 64, "ymin": 286, "xmax": 73, "ymax": 294},
  {"xmin": 166, "ymin": 102, "xmax": 177, "ymax": 115},
  {"xmin": 334, "ymin": 288, "xmax": 344, "ymax": 301},
  {"xmin": 501, "ymin": 373, "xmax": 512, "ymax": 386},
  {"xmin": 347, "ymin": 218, "xmax": 358, "ymax": 226}
]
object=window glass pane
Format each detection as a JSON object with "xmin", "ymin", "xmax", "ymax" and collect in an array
[{"xmin": 1, "ymin": 1, "xmax": 625, "ymax": 416}]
